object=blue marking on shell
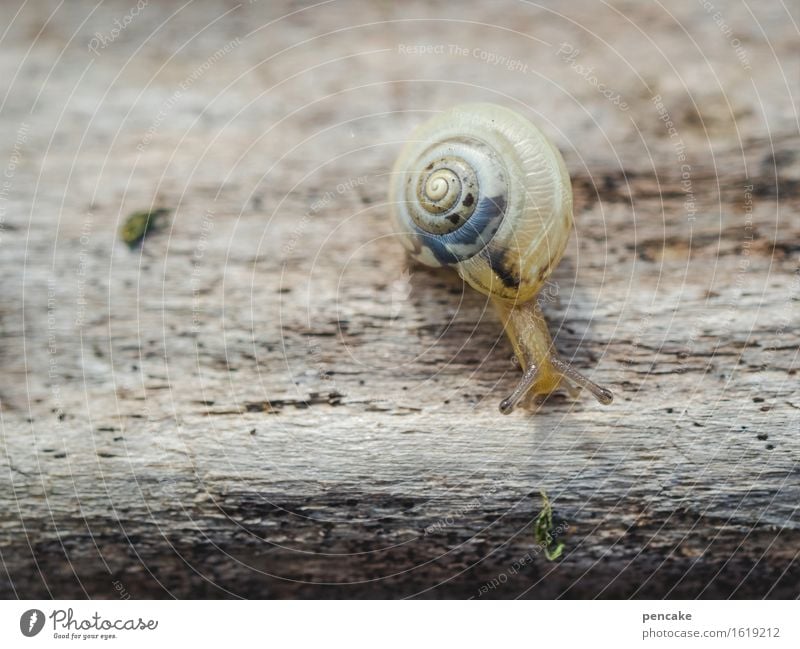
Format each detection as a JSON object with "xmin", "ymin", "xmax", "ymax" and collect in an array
[{"xmin": 415, "ymin": 194, "xmax": 507, "ymax": 265}]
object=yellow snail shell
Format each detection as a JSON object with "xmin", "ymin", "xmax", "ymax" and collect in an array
[{"xmin": 390, "ymin": 103, "xmax": 612, "ymax": 413}]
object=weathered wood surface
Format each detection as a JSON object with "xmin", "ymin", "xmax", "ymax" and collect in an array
[{"xmin": 0, "ymin": 0, "xmax": 798, "ymax": 599}]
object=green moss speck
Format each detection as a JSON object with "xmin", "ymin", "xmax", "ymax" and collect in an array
[
  {"xmin": 534, "ymin": 490, "xmax": 565, "ymax": 561},
  {"xmin": 120, "ymin": 208, "xmax": 171, "ymax": 248}
]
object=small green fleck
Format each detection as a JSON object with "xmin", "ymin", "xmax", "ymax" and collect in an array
[
  {"xmin": 120, "ymin": 208, "xmax": 171, "ymax": 248},
  {"xmin": 534, "ymin": 490, "xmax": 565, "ymax": 561}
]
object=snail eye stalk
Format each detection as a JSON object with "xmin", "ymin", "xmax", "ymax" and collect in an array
[
  {"xmin": 549, "ymin": 356, "xmax": 614, "ymax": 406},
  {"xmin": 499, "ymin": 361, "xmax": 540, "ymax": 414}
]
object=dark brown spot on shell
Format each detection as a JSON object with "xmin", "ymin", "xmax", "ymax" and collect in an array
[
  {"xmin": 462, "ymin": 193, "xmax": 474, "ymax": 207},
  {"xmin": 482, "ymin": 248, "xmax": 520, "ymax": 289}
]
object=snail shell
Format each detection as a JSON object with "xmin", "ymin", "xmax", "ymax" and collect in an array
[{"xmin": 390, "ymin": 103, "xmax": 573, "ymax": 303}]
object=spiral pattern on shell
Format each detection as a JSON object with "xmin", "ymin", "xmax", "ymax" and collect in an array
[{"xmin": 390, "ymin": 103, "xmax": 574, "ymax": 302}]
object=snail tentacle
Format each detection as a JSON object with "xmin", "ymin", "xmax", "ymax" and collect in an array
[
  {"xmin": 499, "ymin": 361, "xmax": 540, "ymax": 414},
  {"xmin": 549, "ymin": 356, "xmax": 614, "ymax": 405}
]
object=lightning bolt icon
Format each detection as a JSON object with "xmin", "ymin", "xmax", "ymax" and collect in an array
[{"xmin": 28, "ymin": 611, "xmax": 38, "ymax": 632}]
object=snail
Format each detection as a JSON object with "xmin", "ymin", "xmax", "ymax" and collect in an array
[{"xmin": 389, "ymin": 103, "xmax": 613, "ymax": 413}]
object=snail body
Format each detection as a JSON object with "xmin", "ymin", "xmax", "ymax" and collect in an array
[{"xmin": 390, "ymin": 103, "xmax": 612, "ymax": 412}]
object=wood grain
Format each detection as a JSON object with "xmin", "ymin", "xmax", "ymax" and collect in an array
[{"xmin": 0, "ymin": 0, "xmax": 798, "ymax": 598}]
